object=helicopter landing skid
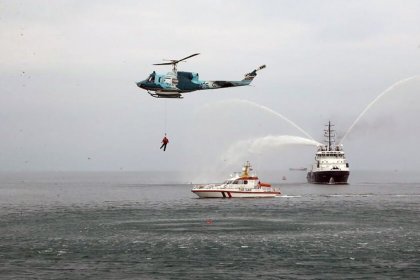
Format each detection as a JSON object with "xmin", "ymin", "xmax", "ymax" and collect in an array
[{"xmin": 147, "ymin": 91, "xmax": 183, "ymax": 99}]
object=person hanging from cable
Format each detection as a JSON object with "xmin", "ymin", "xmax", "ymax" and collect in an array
[{"xmin": 160, "ymin": 133, "xmax": 169, "ymax": 151}]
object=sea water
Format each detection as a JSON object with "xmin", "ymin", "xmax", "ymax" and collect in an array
[{"xmin": 0, "ymin": 171, "xmax": 419, "ymax": 279}]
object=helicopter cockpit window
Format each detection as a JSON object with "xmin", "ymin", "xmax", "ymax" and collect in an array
[{"xmin": 147, "ymin": 72, "xmax": 156, "ymax": 83}]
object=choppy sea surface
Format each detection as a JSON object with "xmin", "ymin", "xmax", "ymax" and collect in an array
[{"xmin": 0, "ymin": 171, "xmax": 419, "ymax": 279}]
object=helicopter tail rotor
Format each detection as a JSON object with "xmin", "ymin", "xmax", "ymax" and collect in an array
[
  {"xmin": 256, "ymin": 65, "xmax": 266, "ymax": 71},
  {"xmin": 243, "ymin": 64, "xmax": 266, "ymax": 81}
]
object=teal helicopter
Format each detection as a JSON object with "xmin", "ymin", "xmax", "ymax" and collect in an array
[{"xmin": 136, "ymin": 53, "xmax": 266, "ymax": 98}]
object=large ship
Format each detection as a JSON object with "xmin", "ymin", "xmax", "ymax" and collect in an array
[
  {"xmin": 191, "ymin": 161, "xmax": 281, "ymax": 198},
  {"xmin": 307, "ymin": 121, "xmax": 350, "ymax": 184},
  {"xmin": 289, "ymin": 167, "xmax": 307, "ymax": 171}
]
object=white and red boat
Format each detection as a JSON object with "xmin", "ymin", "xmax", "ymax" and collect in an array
[{"xmin": 191, "ymin": 162, "xmax": 280, "ymax": 198}]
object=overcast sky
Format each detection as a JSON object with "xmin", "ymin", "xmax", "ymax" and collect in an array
[{"xmin": 1, "ymin": 0, "xmax": 420, "ymax": 176}]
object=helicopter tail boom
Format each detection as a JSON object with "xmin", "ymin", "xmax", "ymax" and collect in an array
[{"xmin": 199, "ymin": 64, "xmax": 267, "ymax": 90}]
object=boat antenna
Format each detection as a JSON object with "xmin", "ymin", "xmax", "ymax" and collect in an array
[
  {"xmin": 242, "ymin": 161, "xmax": 251, "ymax": 177},
  {"xmin": 324, "ymin": 121, "xmax": 335, "ymax": 151},
  {"xmin": 328, "ymin": 122, "xmax": 331, "ymax": 151}
]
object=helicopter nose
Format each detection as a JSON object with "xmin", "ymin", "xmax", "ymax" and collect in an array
[{"xmin": 136, "ymin": 81, "xmax": 144, "ymax": 88}]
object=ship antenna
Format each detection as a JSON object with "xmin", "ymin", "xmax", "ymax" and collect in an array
[
  {"xmin": 242, "ymin": 161, "xmax": 251, "ymax": 177},
  {"xmin": 328, "ymin": 121, "xmax": 331, "ymax": 151},
  {"xmin": 324, "ymin": 121, "xmax": 335, "ymax": 151}
]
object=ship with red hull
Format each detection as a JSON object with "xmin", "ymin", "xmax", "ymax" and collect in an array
[
  {"xmin": 192, "ymin": 162, "xmax": 280, "ymax": 198},
  {"xmin": 307, "ymin": 121, "xmax": 350, "ymax": 185}
]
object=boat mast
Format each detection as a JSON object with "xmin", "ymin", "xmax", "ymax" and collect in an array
[
  {"xmin": 328, "ymin": 121, "xmax": 331, "ymax": 151},
  {"xmin": 242, "ymin": 161, "xmax": 251, "ymax": 177},
  {"xmin": 324, "ymin": 121, "xmax": 335, "ymax": 151}
]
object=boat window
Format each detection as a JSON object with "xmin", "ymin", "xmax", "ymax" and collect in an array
[
  {"xmin": 233, "ymin": 180, "xmax": 238, "ymax": 184},
  {"xmin": 244, "ymin": 180, "xmax": 248, "ymax": 184}
]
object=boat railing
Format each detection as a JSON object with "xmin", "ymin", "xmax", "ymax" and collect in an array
[
  {"xmin": 262, "ymin": 186, "xmax": 279, "ymax": 192},
  {"xmin": 193, "ymin": 184, "xmax": 279, "ymax": 192},
  {"xmin": 193, "ymin": 184, "xmax": 223, "ymax": 190}
]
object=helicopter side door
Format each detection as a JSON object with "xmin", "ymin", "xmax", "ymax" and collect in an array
[
  {"xmin": 161, "ymin": 73, "xmax": 179, "ymax": 90},
  {"xmin": 164, "ymin": 76, "xmax": 172, "ymax": 84}
]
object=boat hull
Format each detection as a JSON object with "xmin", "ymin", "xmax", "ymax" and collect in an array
[
  {"xmin": 192, "ymin": 190, "xmax": 280, "ymax": 198},
  {"xmin": 307, "ymin": 170, "xmax": 350, "ymax": 184}
]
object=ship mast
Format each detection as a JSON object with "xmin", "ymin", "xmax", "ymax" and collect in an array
[
  {"xmin": 241, "ymin": 161, "xmax": 252, "ymax": 177},
  {"xmin": 324, "ymin": 121, "xmax": 335, "ymax": 151}
]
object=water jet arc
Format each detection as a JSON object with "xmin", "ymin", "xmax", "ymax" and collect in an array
[
  {"xmin": 223, "ymin": 135, "xmax": 321, "ymax": 165},
  {"xmin": 340, "ymin": 76, "xmax": 419, "ymax": 144},
  {"xmin": 224, "ymin": 99, "xmax": 315, "ymax": 141}
]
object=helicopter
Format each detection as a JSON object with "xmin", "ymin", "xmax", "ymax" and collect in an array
[{"xmin": 136, "ymin": 53, "xmax": 266, "ymax": 98}]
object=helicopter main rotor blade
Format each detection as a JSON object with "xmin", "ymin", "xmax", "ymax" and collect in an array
[
  {"xmin": 153, "ymin": 62, "xmax": 175, "ymax": 66},
  {"xmin": 176, "ymin": 53, "xmax": 200, "ymax": 63},
  {"xmin": 152, "ymin": 53, "xmax": 200, "ymax": 66}
]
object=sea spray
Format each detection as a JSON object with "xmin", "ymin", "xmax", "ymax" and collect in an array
[
  {"xmin": 340, "ymin": 76, "xmax": 420, "ymax": 144},
  {"xmin": 222, "ymin": 135, "xmax": 321, "ymax": 165},
  {"xmin": 216, "ymin": 99, "xmax": 315, "ymax": 140}
]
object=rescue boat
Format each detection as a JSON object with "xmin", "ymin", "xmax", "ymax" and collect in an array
[{"xmin": 191, "ymin": 162, "xmax": 280, "ymax": 198}]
